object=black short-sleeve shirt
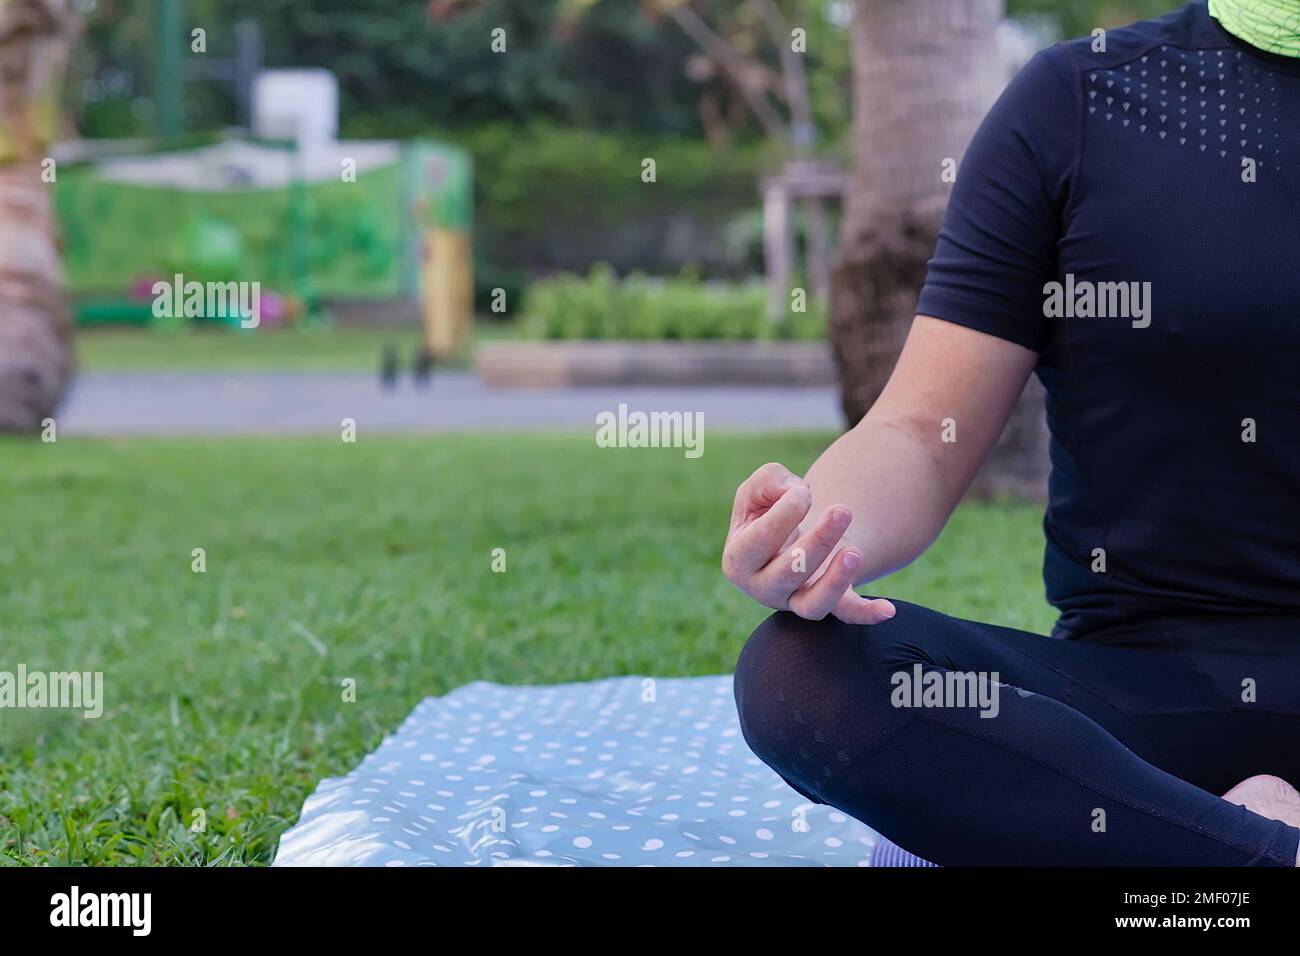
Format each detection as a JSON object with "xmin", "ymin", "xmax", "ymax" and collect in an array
[{"xmin": 916, "ymin": 1, "xmax": 1300, "ymax": 638}]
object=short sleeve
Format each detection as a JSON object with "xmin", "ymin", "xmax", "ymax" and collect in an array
[{"xmin": 915, "ymin": 47, "xmax": 1078, "ymax": 353}]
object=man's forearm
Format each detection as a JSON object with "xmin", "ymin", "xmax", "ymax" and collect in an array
[{"xmin": 802, "ymin": 415, "xmax": 960, "ymax": 586}]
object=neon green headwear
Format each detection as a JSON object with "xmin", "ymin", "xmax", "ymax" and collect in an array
[{"xmin": 1209, "ymin": 0, "xmax": 1300, "ymax": 57}]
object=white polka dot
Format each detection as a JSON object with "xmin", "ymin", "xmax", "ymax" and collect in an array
[{"xmin": 277, "ymin": 675, "xmax": 881, "ymax": 869}]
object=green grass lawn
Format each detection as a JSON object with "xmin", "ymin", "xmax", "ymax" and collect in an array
[
  {"xmin": 0, "ymin": 432, "xmax": 1052, "ymax": 865},
  {"xmin": 74, "ymin": 321, "xmax": 520, "ymax": 373}
]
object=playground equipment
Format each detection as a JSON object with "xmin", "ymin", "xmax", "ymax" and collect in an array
[
  {"xmin": 411, "ymin": 141, "xmax": 473, "ymax": 357},
  {"xmin": 53, "ymin": 134, "xmax": 474, "ymax": 356},
  {"xmin": 62, "ymin": 3, "xmax": 475, "ymax": 357}
]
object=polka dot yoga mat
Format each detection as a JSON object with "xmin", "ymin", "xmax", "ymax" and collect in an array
[{"xmin": 274, "ymin": 674, "xmax": 899, "ymax": 867}]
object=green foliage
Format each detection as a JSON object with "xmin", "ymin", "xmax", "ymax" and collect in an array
[
  {"xmin": 0, "ymin": 431, "xmax": 1050, "ymax": 864},
  {"xmin": 72, "ymin": 0, "xmax": 1185, "ymax": 150},
  {"xmin": 1006, "ymin": 0, "xmax": 1180, "ymax": 37},
  {"xmin": 78, "ymin": 0, "xmax": 1184, "ymax": 151},
  {"xmin": 522, "ymin": 264, "xmax": 825, "ymax": 341},
  {"xmin": 76, "ymin": 1, "xmax": 855, "ymax": 146},
  {"xmin": 458, "ymin": 122, "xmax": 765, "ymax": 233},
  {"xmin": 454, "ymin": 123, "xmax": 768, "ymax": 308}
]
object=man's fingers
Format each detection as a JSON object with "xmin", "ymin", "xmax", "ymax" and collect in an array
[
  {"xmin": 730, "ymin": 462, "xmax": 801, "ymax": 524},
  {"xmin": 754, "ymin": 505, "xmax": 853, "ymax": 594},
  {"xmin": 722, "ymin": 461, "xmax": 897, "ymax": 625},
  {"xmin": 787, "ymin": 552, "xmax": 898, "ymax": 625},
  {"xmin": 831, "ymin": 592, "xmax": 897, "ymax": 626},
  {"xmin": 724, "ymin": 483, "xmax": 813, "ymax": 577},
  {"xmin": 788, "ymin": 548, "xmax": 863, "ymax": 620},
  {"xmin": 778, "ymin": 524, "xmax": 800, "ymax": 553}
]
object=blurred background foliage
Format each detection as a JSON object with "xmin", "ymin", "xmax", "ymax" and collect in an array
[
  {"xmin": 522, "ymin": 264, "xmax": 827, "ymax": 341},
  {"xmin": 73, "ymin": 0, "xmax": 1179, "ymax": 141},
  {"xmin": 69, "ymin": 0, "xmax": 1181, "ymax": 317}
]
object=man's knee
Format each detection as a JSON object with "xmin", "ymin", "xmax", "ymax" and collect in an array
[
  {"xmin": 734, "ymin": 601, "xmax": 932, "ymax": 714},
  {"xmin": 733, "ymin": 609, "xmax": 894, "ymax": 799}
]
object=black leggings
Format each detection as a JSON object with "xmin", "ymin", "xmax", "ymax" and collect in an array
[{"xmin": 734, "ymin": 601, "xmax": 1300, "ymax": 866}]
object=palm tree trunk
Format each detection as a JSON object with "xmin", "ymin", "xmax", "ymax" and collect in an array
[
  {"xmin": 0, "ymin": 0, "xmax": 77, "ymax": 433},
  {"xmin": 831, "ymin": 0, "xmax": 1048, "ymax": 499}
]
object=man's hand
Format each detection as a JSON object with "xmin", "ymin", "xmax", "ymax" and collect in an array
[{"xmin": 721, "ymin": 462, "xmax": 896, "ymax": 625}]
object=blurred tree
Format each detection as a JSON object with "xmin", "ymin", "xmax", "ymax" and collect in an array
[
  {"xmin": 0, "ymin": 0, "xmax": 78, "ymax": 433},
  {"xmin": 611, "ymin": 0, "xmax": 842, "ymax": 295},
  {"xmin": 219, "ymin": 0, "xmax": 850, "ymax": 143},
  {"xmin": 500, "ymin": 0, "xmax": 852, "ymax": 154},
  {"xmin": 433, "ymin": 0, "xmax": 852, "ymax": 294},
  {"xmin": 67, "ymin": 0, "xmax": 708, "ymax": 138},
  {"xmin": 831, "ymin": 0, "xmax": 1005, "ymax": 422},
  {"xmin": 231, "ymin": 0, "xmax": 708, "ymax": 136},
  {"xmin": 69, "ymin": 1, "xmax": 1182, "ymax": 141},
  {"xmin": 1007, "ymin": 0, "xmax": 1177, "ymax": 37},
  {"xmin": 829, "ymin": 0, "xmax": 1055, "ymax": 497}
]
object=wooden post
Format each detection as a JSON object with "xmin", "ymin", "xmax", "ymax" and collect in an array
[
  {"xmin": 763, "ymin": 162, "xmax": 850, "ymax": 321},
  {"xmin": 763, "ymin": 181, "xmax": 791, "ymax": 321},
  {"xmin": 802, "ymin": 197, "xmax": 831, "ymax": 303}
]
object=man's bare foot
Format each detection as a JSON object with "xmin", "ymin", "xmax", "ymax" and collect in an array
[
  {"xmin": 1223, "ymin": 774, "xmax": 1300, "ymax": 826},
  {"xmin": 1222, "ymin": 775, "xmax": 1300, "ymax": 865}
]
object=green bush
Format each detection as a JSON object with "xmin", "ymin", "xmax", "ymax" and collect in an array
[
  {"xmin": 434, "ymin": 122, "xmax": 776, "ymax": 307},
  {"xmin": 522, "ymin": 265, "xmax": 826, "ymax": 341},
  {"xmin": 456, "ymin": 122, "xmax": 767, "ymax": 235}
]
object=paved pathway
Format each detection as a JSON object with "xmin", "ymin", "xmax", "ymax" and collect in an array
[{"xmin": 59, "ymin": 371, "xmax": 843, "ymax": 435}]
